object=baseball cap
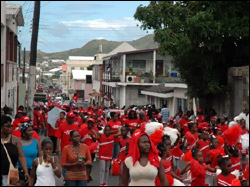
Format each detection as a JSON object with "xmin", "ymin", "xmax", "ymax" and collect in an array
[
  {"xmin": 67, "ymin": 112, "xmax": 75, "ymax": 118},
  {"xmin": 20, "ymin": 116, "xmax": 31, "ymax": 123},
  {"xmin": 87, "ymin": 118, "xmax": 95, "ymax": 123}
]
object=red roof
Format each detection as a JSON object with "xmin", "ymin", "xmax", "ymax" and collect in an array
[{"xmin": 62, "ymin": 64, "xmax": 66, "ymax": 71}]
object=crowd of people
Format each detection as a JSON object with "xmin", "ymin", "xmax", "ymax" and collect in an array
[{"xmin": 1, "ymin": 102, "xmax": 249, "ymax": 186}]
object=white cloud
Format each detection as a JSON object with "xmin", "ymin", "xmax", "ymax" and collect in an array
[
  {"xmin": 60, "ymin": 17, "xmax": 142, "ymax": 30},
  {"xmin": 96, "ymin": 37, "xmax": 105, "ymax": 40}
]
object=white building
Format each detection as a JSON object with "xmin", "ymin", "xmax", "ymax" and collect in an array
[{"xmin": 1, "ymin": 1, "xmax": 24, "ymax": 114}]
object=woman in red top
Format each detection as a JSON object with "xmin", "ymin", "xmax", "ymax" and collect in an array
[
  {"xmin": 218, "ymin": 116, "xmax": 229, "ymax": 133},
  {"xmin": 215, "ymin": 155, "xmax": 236, "ymax": 186},
  {"xmin": 125, "ymin": 110, "xmax": 140, "ymax": 133},
  {"xmin": 91, "ymin": 125, "xmax": 121, "ymax": 186}
]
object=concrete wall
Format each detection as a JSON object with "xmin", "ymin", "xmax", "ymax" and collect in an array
[
  {"xmin": 198, "ymin": 66, "xmax": 249, "ymax": 120},
  {"xmin": 125, "ymin": 85, "xmax": 149, "ymax": 106},
  {"xmin": 1, "ymin": 2, "xmax": 6, "ymax": 108}
]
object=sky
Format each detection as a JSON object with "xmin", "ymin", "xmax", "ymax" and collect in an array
[{"xmin": 7, "ymin": 1, "xmax": 153, "ymax": 53}]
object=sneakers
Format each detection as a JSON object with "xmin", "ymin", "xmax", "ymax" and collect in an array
[{"xmin": 100, "ymin": 183, "xmax": 107, "ymax": 186}]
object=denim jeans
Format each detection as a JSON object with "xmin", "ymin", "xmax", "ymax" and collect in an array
[
  {"xmin": 65, "ymin": 180, "xmax": 87, "ymax": 186},
  {"xmin": 112, "ymin": 142, "xmax": 120, "ymax": 158}
]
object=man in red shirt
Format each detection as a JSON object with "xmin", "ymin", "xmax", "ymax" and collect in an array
[
  {"xmin": 12, "ymin": 110, "xmax": 23, "ymax": 131},
  {"xmin": 73, "ymin": 110, "xmax": 83, "ymax": 128},
  {"xmin": 55, "ymin": 112, "xmax": 79, "ymax": 156},
  {"xmin": 72, "ymin": 93, "xmax": 80, "ymax": 103},
  {"xmin": 179, "ymin": 112, "xmax": 190, "ymax": 136}
]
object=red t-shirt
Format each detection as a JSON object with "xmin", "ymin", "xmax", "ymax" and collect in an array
[
  {"xmin": 231, "ymin": 156, "xmax": 241, "ymax": 172},
  {"xmin": 73, "ymin": 95, "xmax": 78, "ymax": 103},
  {"xmin": 198, "ymin": 139, "xmax": 210, "ymax": 163},
  {"xmin": 179, "ymin": 118, "xmax": 189, "ymax": 135},
  {"xmin": 124, "ymin": 119, "xmax": 140, "ymax": 130},
  {"xmin": 106, "ymin": 120, "xmax": 121, "ymax": 142},
  {"xmin": 172, "ymin": 143, "xmax": 184, "ymax": 159},
  {"xmin": 217, "ymin": 173, "xmax": 235, "ymax": 186},
  {"xmin": 12, "ymin": 130, "xmax": 40, "ymax": 141},
  {"xmin": 55, "ymin": 122, "xmax": 79, "ymax": 151},
  {"xmin": 12, "ymin": 118, "xmax": 21, "ymax": 131},
  {"xmin": 74, "ymin": 116, "xmax": 83, "ymax": 127},
  {"xmin": 80, "ymin": 126, "xmax": 99, "ymax": 146},
  {"xmin": 218, "ymin": 123, "xmax": 229, "ymax": 133},
  {"xmin": 98, "ymin": 134, "xmax": 114, "ymax": 161},
  {"xmin": 196, "ymin": 115, "xmax": 205, "ymax": 123},
  {"xmin": 46, "ymin": 123, "xmax": 57, "ymax": 137},
  {"xmin": 190, "ymin": 159, "xmax": 208, "ymax": 186},
  {"xmin": 185, "ymin": 131, "xmax": 198, "ymax": 150},
  {"xmin": 33, "ymin": 110, "xmax": 40, "ymax": 129},
  {"xmin": 118, "ymin": 136, "xmax": 131, "ymax": 163}
]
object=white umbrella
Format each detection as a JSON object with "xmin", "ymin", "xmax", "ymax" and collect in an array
[{"xmin": 47, "ymin": 107, "xmax": 66, "ymax": 129}]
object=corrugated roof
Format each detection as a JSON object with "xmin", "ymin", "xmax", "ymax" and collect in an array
[
  {"xmin": 6, "ymin": 3, "xmax": 24, "ymax": 26},
  {"xmin": 6, "ymin": 4, "xmax": 21, "ymax": 15},
  {"xmin": 72, "ymin": 70, "xmax": 92, "ymax": 80},
  {"xmin": 143, "ymin": 84, "xmax": 174, "ymax": 94},
  {"xmin": 68, "ymin": 56, "xmax": 94, "ymax": 61},
  {"xmin": 105, "ymin": 42, "xmax": 137, "ymax": 57}
]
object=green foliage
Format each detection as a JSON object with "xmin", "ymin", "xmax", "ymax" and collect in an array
[
  {"xmin": 51, "ymin": 71, "xmax": 62, "ymax": 79},
  {"xmin": 134, "ymin": 1, "xmax": 249, "ymax": 98},
  {"xmin": 87, "ymin": 65, "xmax": 94, "ymax": 70}
]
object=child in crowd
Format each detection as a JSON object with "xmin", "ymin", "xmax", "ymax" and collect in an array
[
  {"xmin": 181, "ymin": 148, "xmax": 218, "ymax": 186},
  {"xmin": 184, "ymin": 122, "xmax": 198, "ymax": 151},
  {"xmin": 206, "ymin": 135, "xmax": 225, "ymax": 186},
  {"xmin": 214, "ymin": 155, "xmax": 236, "ymax": 186},
  {"xmin": 197, "ymin": 126, "xmax": 210, "ymax": 163},
  {"xmin": 91, "ymin": 125, "xmax": 121, "ymax": 186}
]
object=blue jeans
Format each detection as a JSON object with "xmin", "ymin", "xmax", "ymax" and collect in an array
[
  {"xmin": 66, "ymin": 180, "xmax": 87, "ymax": 186},
  {"xmin": 112, "ymin": 142, "xmax": 120, "ymax": 158},
  {"xmin": 62, "ymin": 167, "xmax": 67, "ymax": 178}
]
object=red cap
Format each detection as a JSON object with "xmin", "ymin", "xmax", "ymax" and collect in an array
[
  {"xmin": 20, "ymin": 116, "xmax": 30, "ymax": 123},
  {"xmin": 17, "ymin": 110, "xmax": 23, "ymax": 113},
  {"xmin": 87, "ymin": 118, "xmax": 95, "ymax": 123},
  {"xmin": 210, "ymin": 116, "xmax": 217, "ymax": 121},
  {"xmin": 67, "ymin": 112, "xmax": 75, "ymax": 118}
]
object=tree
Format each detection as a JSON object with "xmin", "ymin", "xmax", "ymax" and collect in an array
[
  {"xmin": 87, "ymin": 65, "xmax": 94, "ymax": 70},
  {"xmin": 134, "ymin": 1, "xmax": 249, "ymax": 98},
  {"xmin": 52, "ymin": 71, "xmax": 62, "ymax": 79}
]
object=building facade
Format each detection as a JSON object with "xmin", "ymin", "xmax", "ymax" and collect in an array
[{"xmin": 1, "ymin": 2, "xmax": 24, "ymax": 114}]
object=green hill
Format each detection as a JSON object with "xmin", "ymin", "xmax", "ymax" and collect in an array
[{"xmin": 22, "ymin": 34, "xmax": 158, "ymax": 61}]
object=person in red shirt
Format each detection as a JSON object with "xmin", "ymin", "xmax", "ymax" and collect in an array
[
  {"xmin": 118, "ymin": 125, "xmax": 131, "ymax": 180},
  {"xmin": 12, "ymin": 116, "xmax": 40, "ymax": 141},
  {"xmin": 179, "ymin": 113, "xmax": 190, "ymax": 136},
  {"xmin": 106, "ymin": 112, "xmax": 122, "ymax": 159},
  {"xmin": 73, "ymin": 110, "xmax": 83, "ymax": 128},
  {"xmin": 125, "ymin": 110, "xmax": 140, "ymax": 133},
  {"xmin": 72, "ymin": 93, "xmax": 79, "ymax": 103},
  {"xmin": 197, "ymin": 127, "xmax": 210, "ymax": 163},
  {"xmin": 33, "ymin": 107, "xmax": 41, "ymax": 134},
  {"xmin": 196, "ymin": 108, "xmax": 205, "ymax": 124},
  {"xmin": 218, "ymin": 116, "xmax": 229, "ymax": 133},
  {"xmin": 215, "ymin": 155, "xmax": 236, "ymax": 186},
  {"xmin": 12, "ymin": 110, "xmax": 23, "ymax": 131},
  {"xmin": 91, "ymin": 125, "xmax": 121, "ymax": 186},
  {"xmin": 184, "ymin": 122, "xmax": 198, "ymax": 151},
  {"xmin": 55, "ymin": 112, "xmax": 79, "ymax": 156},
  {"xmin": 80, "ymin": 118, "xmax": 99, "ymax": 182},
  {"xmin": 180, "ymin": 149, "xmax": 218, "ymax": 186}
]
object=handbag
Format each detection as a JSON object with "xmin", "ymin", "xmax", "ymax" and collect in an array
[{"xmin": 1, "ymin": 139, "xmax": 19, "ymax": 185}]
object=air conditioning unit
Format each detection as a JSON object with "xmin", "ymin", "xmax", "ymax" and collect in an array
[{"xmin": 126, "ymin": 76, "xmax": 136, "ymax": 83}]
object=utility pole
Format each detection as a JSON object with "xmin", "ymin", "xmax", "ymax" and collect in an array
[
  {"xmin": 27, "ymin": 1, "xmax": 40, "ymax": 118},
  {"xmin": 22, "ymin": 48, "xmax": 25, "ymax": 83}
]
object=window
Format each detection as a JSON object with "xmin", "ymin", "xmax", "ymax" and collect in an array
[
  {"xmin": 80, "ymin": 67, "xmax": 84, "ymax": 70},
  {"xmin": 132, "ymin": 60, "xmax": 146, "ymax": 72},
  {"xmin": 138, "ymin": 89, "xmax": 145, "ymax": 98},
  {"xmin": 86, "ymin": 75, "xmax": 92, "ymax": 84},
  {"xmin": 71, "ymin": 67, "xmax": 75, "ymax": 70}
]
